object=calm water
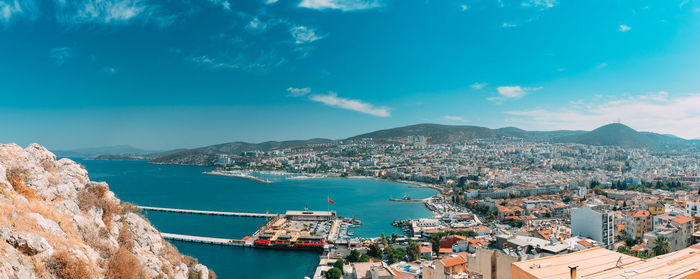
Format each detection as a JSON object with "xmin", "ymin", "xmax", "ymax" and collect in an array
[{"xmin": 76, "ymin": 159, "xmax": 435, "ymax": 279}]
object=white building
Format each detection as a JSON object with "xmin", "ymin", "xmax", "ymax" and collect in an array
[
  {"xmin": 571, "ymin": 205, "xmax": 614, "ymax": 248},
  {"xmin": 686, "ymin": 200, "xmax": 700, "ymax": 217}
]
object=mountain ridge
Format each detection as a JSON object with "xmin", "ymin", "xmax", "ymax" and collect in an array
[{"xmin": 141, "ymin": 123, "xmax": 697, "ymax": 166}]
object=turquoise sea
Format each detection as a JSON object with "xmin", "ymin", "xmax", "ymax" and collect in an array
[{"xmin": 76, "ymin": 159, "xmax": 435, "ymax": 279}]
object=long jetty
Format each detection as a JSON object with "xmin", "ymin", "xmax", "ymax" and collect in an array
[
  {"xmin": 138, "ymin": 206, "xmax": 277, "ymax": 218},
  {"xmin": 161, "ymin": 233, "xmax": 250, "ymax": 247}
]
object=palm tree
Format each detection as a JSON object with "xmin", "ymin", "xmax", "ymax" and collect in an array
[
  {"xmin": 407, "ymin": 239, "xmax": 420, "ymax": 261},
  {"xmin": 653, "ymin": 236, "xmax": 671, "ymax": 256}
]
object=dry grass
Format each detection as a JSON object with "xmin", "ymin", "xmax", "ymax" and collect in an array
[
  {"xmin": 106, "ymin": 226, "xmax": 147, "ymax": 279},
  {"xmin": 120, "ymin": 202, "xmax": 140, "ymax": 215},
  {"xmin": 77, "ymin": 184, "xmax": 120, "ymax": 229},
  {"xmin": 46, "ymin": 250, "xmax": 94, "ymax": 279},
  {"xmin": 6, "ymin": 167, "xmax": 37, "ymax": 200}
]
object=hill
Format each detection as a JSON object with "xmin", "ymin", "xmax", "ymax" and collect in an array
[
  {"xmin": 144, "ymin": 123, "xmax": 696, "ymax": 166},
  {"xmin": 552, "ymin": 123, "xmax": 663, "ymax": 148},
  {"xmin": 52, "ymin": 145, "xmax": 161, "ymax": 158},
  {"xmin": 348, "ymin": 124, "xmax": 502, "ymax": 143},
  {"xmin": 149, "ymin": 138, "xmax": 334, "ymax": 165},
  {"xmin": 0, "ymin": 143, "xmax": 211, "ymax": 278}
]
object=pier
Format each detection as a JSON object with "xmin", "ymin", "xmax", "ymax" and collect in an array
[
  {"xmin": 161, "ymin": 233, "xmax": 249, "ymax": 247},
  {"xmin": 138, "ymin": 206, "xmax": 277, "ymax": 218}
]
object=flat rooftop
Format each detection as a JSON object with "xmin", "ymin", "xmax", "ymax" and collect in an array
[
  {"xmin": 512, "ymin": 245, "xmax": 700, "ymax": 279},
  {"xmin": 285, "ymin": 210, "xmax": 333, "ymax": 217}
]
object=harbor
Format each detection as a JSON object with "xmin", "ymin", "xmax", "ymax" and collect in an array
[{"xmin": 141, "ymin": 206, "xmax": 360, "ymax": 252}]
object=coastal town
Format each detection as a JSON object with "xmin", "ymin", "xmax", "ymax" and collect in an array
[{"xmin": 202, "ymin": 134, "xmax": 700, "ymax": 279}]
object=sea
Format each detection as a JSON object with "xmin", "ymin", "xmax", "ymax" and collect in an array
[{"xmin": 75, "ymin": 159, "xmax": 436, "ymax": 279}]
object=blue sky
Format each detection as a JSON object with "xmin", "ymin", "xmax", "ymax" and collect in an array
[{"xmin": 1, "ymin": 0, "xmax": 700, "ymax": 150}]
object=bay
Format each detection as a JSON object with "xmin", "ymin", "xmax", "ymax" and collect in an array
[{"xmin": 76, "ymin": 159, "xmax": 435, "ymax": 279}]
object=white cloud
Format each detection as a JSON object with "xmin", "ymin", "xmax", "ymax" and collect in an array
[
  {"xmin": 188, "ymin": 53, "xmax": 286, "ymax": 72},
  {"xmin": 53, "ymin": 0, "xmax": 175, "ymax": 27},
  {"xmin": 506, "ymin": 92, "xmax": 700, "ymax": 139},
  {"xmin": 309, "ymin": 92, "xmax": 390, "ymax": 117},
  {"xmin": 298, "ymin": 0, "xmax": 381, "ymax": 11},
  {"xmin": 49, "ymin": 47, "xmax": 72, "ymax": 65},
  {"xmin": 489, "ymin": 86, "xmax": 541, "ymax": 101},
  {"xmin": 209, "ymin": 0, "xmax": 230, "ymax": 10},
  {"xmin": 619, "ymin": 24, "xmax": 631, "ymax": 32},
  {"xmin": 460, "ymin": 4, "xmax": 468, "ymax": 11},
  {"xmin": 444, "ymin": 115, "xmax": 469, "ymax": 123},
  {"xmin": 502, "ymin": 22, "xmax": 517, "ymax": 28},
  {"xmin": 246, "ymin": 17, "xmax": 267, "ymax": 32},
  {"xmin": 266, "ymin": 0, "xmax": 279, "ymax": 4},
  {"xmin": 0, "ymin": 0, "xmax": 37, "ymax": 23},
  {"xmin": 290, "ymin": 25, "xmax": 325, "ymax": 44},
  {"xmin": 470, "ymin": 82, "xmax": 487, "ymax": 90},
  {"xmin": 287, "ymin": 87, "xmax": 311, "ymax": 97},
  {"xmin": 521, "ymin": 0, "xmax": 557, "ymax": 8}
]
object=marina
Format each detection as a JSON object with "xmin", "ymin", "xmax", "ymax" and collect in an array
[{"xmin": 141, "ymin": 206, "xmax": 358, "ymax": 252}]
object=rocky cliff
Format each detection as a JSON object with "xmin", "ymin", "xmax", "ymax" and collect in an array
[{"xmin": 0, "ymin": 143, "xmax": 213, "ymax": 279}]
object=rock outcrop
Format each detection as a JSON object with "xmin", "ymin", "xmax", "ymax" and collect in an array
[{"xmin": 0, "ymin": 143, "xmax": 213, "ymax": 279}]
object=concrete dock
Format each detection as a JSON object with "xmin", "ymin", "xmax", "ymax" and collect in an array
[
  {"xmin": 161, "ymin": 233, "xmax": 250, "ymax": 247},
  {"xmin": 139, "ymin": 206, "xmax": 277, "ymax": 218}
]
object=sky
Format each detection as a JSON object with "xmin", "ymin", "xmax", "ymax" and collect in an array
[{"xmin": 1, "ymin": 0, "xmax": 700, "ymax": 150}]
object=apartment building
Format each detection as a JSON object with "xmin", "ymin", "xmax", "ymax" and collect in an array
[{"xmin": 570, "ymin": 205, "xmax": 614, "ymax": 248}]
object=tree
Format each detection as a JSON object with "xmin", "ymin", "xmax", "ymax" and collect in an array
[
  {"xmin": 653, "ymin": 236, "xmax": 671, "ymax": 256},
  {"xmin": 391, "ymin": 233, "xmax": 398, "ymax": 244},
  {"xmin": 325, "ymin": 268, "xmax": 341, "ymax": 279},
  {"xmin": 407, "ymin": 239, "xmax": 420, "ymax": 261},
  {"xmin": 368, "ymin": 243, "xmax": 382, "ymax": 258},
  {"xmin": 511, "ymin": 219, "xmax": 523, "ymax": 228},
  {"xmin": 346, "ymin": 250, "xmax": 360, "ymax": 262},
  {"xmin": 617, "ymin": 246, "xmax": 628, "ymax": 254},
  {"xmin": 359, "ymin": 254, "xmax": 370, "ymax": 262},
  {"xmin": 333, "ymin": 259, "xmax": 345, "ymax": 269}
]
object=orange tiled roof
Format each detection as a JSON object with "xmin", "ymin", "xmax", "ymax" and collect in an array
[
  {"xmin": 577, "ymin": 240, "xmax": 592, "ymax": 247},
  {"xmin": 439, "ymin": 248, "xmax": 453, "ymax": 254},
  {"xmin": 672, "ymin": 215, "xmax": 693, "ymax": 224},
  {"xmin": 627, "ymin": 210, "xmax": 650, "ymax": 218},
  {"xmin": 441, "ymin": 256, "xmax": 467, "ymax": 267}
]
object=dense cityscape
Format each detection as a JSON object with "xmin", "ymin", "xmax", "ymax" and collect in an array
[{"xmin": 203, "ymin": 130, "xmax": 700, "ymax": 279}]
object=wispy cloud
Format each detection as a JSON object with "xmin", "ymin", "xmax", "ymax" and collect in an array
[
  {"xmin": 488, "ymin": 86, "xmax": 541, "ymax": 101},
  {"xmin": 444, "ymin": 115, "xmax": 469, "ymax": 123},
  {"xmin": 209, "ymin": 0, "xmax": 231, "ymax": 10},
  {"xmin": 506, "ymin": 92, "xmax": 700, "ymax": 139},
  {"xmin": 460, "ymin": 4, "xmax": 468, "ymax": 11},
  {"xmin": 502, "ymin": 22, "xmax": 518, "ymax": 28},
  {"xmin": 188, "ymin": 52, "xmax": 287, "ymax": 72},
  {"xmin": 54, "ymin": 0, "xmax": 175, "ymax": 27},
  {"xmin": 470, "ymin": 82, "xmax": 487, "ymax": 90},
  {"xmin": 309, "ymin": 92, "xmax": 390, "ymax": 117},
  {"xmin": 618, "ymin": 24, "xmax": 631, "ymax": 32},
  {"xmin": 290, "ymin": 25, "xmax": 325, "ymax": 44},
  {"xmin": 287, "ymin": 87, "xmax": 311, "ymax": 97},
  {"xmin": 521, "ymin": 0, "xmax": 557, "ymax": 9},
  {"xmin": 246, "ymin": 17, "xmax": 267, "ymax": 32},
  {"xmin": 49, "ymin": 47, "xmax": 72, "ymax": 65},
  {"xmin": 298, "ymin": 0, "xmax": 382, "ymax": 11},
  {"xmin": 0, "ymin": 0, "xmax": 30, "ymax": 23},
  {"xmin": 266, "ymin": 0, "xmax": 279, "ymax": 4}
]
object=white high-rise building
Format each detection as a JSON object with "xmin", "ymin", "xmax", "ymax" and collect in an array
[{"xmin": 571, "ymin": 205, "xmax": 614, "ymax": 248}]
